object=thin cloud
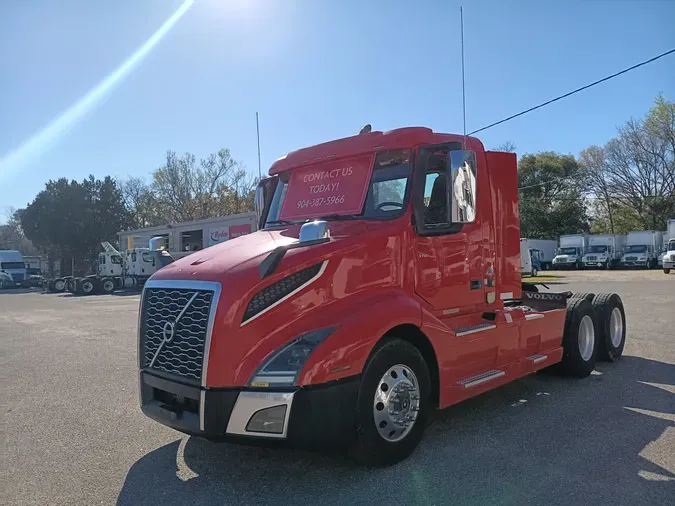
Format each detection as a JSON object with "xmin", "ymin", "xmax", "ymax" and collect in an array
[{"xmin": 0, "ymin": 0, "xmax": 195, "ymax": 181}]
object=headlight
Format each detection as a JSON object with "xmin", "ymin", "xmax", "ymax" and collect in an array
[{"xmin": 248, "ymin": 327, "xmax": 336, "ymax": 387}]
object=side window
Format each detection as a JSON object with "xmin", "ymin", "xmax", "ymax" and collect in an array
[
  {"xmin": 142, "ymin": 252, "xmax": 153, "ymax": 263},
  {"xmin": 131, "ymin": 252, "xmax": 137, "ymax": 262},
  {"xmin": 423, "ymin": 172, "xmax": 449, "ymax": 227},
  {"xmin": 99, "ymin": 255, "xmax": 106, "ymax": 265},
  {"xmin": 111, "ymin": 255, "xmax": 122, "ymax": 264}
]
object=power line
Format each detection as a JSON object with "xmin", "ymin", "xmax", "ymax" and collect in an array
[
  {"xmin": 519, "ymin": 175, "xmax": 575, "ymax": 190},
  {"xmin": 469, "ymin": 48, "xmax": 675, "ymax": 135}
]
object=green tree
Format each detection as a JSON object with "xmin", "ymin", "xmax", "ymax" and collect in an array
[
  {"xmin": 518, "ymin": 152, "xmax": 589, "ymax": 239},
  {"xmin": 20, "ymin": 176, "xmax": 130, "ymax": 275}
]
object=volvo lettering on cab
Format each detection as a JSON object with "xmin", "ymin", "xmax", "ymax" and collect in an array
[{"xmin": 137, "ymin": 127, "xmax": 627, "ymax": 465}]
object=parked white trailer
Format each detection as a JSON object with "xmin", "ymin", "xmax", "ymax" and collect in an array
[
  {"xmin": 582, "ymin": 234, "xmax": 626, "ymax": 269},
  {"xmin": 552, "ymin": 234, "xmax": 588, "ymax": 269},
  {"xmin": 621, "ymin": 230, "xmax": 663, "ymax": 269},
  {"xmin": 657, "ymin": 232, "xmax": 668, "ymax": 267},
  {"xmin": 520, "ymin": 238, "xmax": 557, "ymax": 270},
  {"xmin": 661, "ymin": 219, "xmax": 675, "ymax": 274}
]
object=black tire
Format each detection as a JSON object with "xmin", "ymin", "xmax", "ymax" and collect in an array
[
  {"xmin": 101, "ymin": 278, "xmax": 115, "ymax": 294},
  {"xmin": 350, "ymin": 338, "xmax": 431, "ymax": 466},
  {"xmin": 558, "ymin": 298, "xmax": 598, "ymax": 377},
  {"xmin": 575, "ymin": 261, "xmax": 581, "ymax": 270},
  {"xmin": 665, "ymin": 268, "xmax": 671, "ymax": 274},
  {"xmin": 79, "ymin": 278, "xmax": 96, "ymax": 295},
  {"xmin": 52, "ymin": 278, "xmax": 66, "ymax": 293},
  {"xmin": 592, "ymin": 293, "xmax": 626, "ymax": 362},
  {"xmin": 571, "ymin": 292, "xmax": 595, "ymax": 302}
]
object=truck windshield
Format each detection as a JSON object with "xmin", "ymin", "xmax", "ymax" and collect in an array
[
  {"xmin": 626, "ymin": 245, "xmax": 648, "ymax": 253},
  {"xmin": 558, "ymin": 248, "xmax": 578, "ymax": 255},
  {"xmin": 589, "ymin": 245, "xmax": 608, "ymax": 253},
  {"xmin": 1, "ymin": 262, "xmax": 25, "ymax": 269},
  {"xmin": 265, "ymin": 149, "xmax": 411, "ymax": 227},
  {"xmin": 669, "ymin": 240, "xmax": 675, "ymax": 252}
]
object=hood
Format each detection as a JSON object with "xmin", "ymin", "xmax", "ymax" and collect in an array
[{"xmin": 151, "ymin": 220, "xmax": 369, "ymax": 282}]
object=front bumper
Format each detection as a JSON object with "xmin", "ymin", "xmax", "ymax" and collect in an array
[
  {"xmin": 139, "ymin": 371, "xmax": 360, "ymax": 448},
  {"xmin": 663, "ymin": 259, "xmax": 674, "ymax": 269}
]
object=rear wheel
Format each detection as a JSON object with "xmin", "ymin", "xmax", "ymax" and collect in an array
[
  {"xmin": 350, "ymin": 338, "xmax": 431, "ymax": 466},
  {"xmin": 558, "ymin": 298, "xmax": 598, "ymax": 377},
  {"xmin": 101, "ymin": 278, "xmax": 115, "ymax": 294},
  {"xmin": 592, "ymin": 293, "xmax": 626, "ymax": 362},
  {"xmin": 571, "ymin": 292, "xmax": 595, "ymax": 302},
  {"xmin": 53, "ymin": 278, "xmax": 66, "ymax": 292},
  {"xmin": 79, "ymin": 279, "xmax": 96, "ymax": 295}
]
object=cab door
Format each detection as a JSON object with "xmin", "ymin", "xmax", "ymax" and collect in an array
[{"xmin": 412, "ymin": 144, "xmax": 485, "ymax": 314}]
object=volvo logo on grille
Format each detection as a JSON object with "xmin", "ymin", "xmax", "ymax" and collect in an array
[
  {"xmin": 148, "ymin": 291, "xmax": 199, "ymax": 369},
  {"xmin": 162, "ymin": 321, "xmax": 176, "ymax": 342}
]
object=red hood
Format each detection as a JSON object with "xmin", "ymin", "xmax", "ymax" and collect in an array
[{"xmin": 151, "ymin": 221, "xmax": 368, "ymax": 282}]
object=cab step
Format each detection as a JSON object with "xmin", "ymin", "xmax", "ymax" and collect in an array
[
  {"xmin": 527, "ymin": 354, "xmax": 548, "ymax": 364},
  {"xmin": 454, "ymin": 323, "xmax": 496, "ymax": 337},
  {"xmin": 458, "ymin": 369, "xmax": 505, "ymax": 388}
]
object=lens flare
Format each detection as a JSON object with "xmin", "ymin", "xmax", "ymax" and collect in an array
[{"xmin": 0, "ymin": 0, "xmax": 195, "ymax": 180}]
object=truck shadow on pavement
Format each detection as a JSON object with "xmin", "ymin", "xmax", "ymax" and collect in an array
[{"xmin": 117, "ymin": 356, "xmax": 674, "ymax": 506}]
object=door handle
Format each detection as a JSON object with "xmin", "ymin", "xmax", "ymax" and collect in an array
[{"xmin": 470, "ymin": 279, "xmax": 482, "ymax": 290}]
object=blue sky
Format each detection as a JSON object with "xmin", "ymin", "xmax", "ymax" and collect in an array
[{"xmin": 1, "ymin": 0, "xmax": 674, "ymax": 223}]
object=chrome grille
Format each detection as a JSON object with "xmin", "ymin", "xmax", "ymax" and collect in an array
[
  {"xmin": 626, "ymin": 256, "xmax": 637, "ymax": 261},
  {"xmin": 587, "ymin": 256, "xmax": 597, "ymax": 261},
  {"xmin": 141, "ymin": 287, "xmax": 214, "ymax": 382}
]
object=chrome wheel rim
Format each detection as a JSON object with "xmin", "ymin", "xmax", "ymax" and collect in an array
[
  {"xmin": 578, "ymin": 315, "xmax": 595, "ymax": 361},
  {"xmin": 373, "ymin": 364, "xmax": 420, "ymax": 442},
  {"xmin": 83, "ymin": 282, "xmax": 93, "ymax": 293},
  {"xmin": 609, "ymin": 307, "xmax": 623, "ymax": 347},
  {"xmin": 54, "ymin": 280, "xmax": 65, "ymax": 291},
  {"xmin": 104, "ymin": 280, "xmax": 114, "ymax": 292}
]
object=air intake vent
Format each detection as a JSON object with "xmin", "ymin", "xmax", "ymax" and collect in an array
[{"xmin": 243, "ymin": 263, "xmax": 324, "ymax": 323}]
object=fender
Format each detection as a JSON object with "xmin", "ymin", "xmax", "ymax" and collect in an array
[{"xmin": 298, "ymin": 289, "xmax": 423, "ymax": 385}]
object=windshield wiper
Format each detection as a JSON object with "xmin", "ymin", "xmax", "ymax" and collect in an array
[
  {"xmin": 265, "ymin": 220, "xmax": 295, "ymax": 226},
  {"xmin": 317, "ymin": 214, "xmax": 359, "ymax": 221}
]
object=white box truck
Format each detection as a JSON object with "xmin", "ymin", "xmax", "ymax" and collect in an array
[
  {"xmin": 661, "ymin": 219, "xmax": 675, "ymax": 274},
  {"xmin": 582, "ymin": 234, "xmax": 627, "ymax": 269},
  {"xmin": 520, "ymin": 238, "xmax": 557, "ymax": 270},
  {"xmin": 657, "ymin": 232, "xmax": 668, "ymax": 267},
  {"xmin": 621, "ymin": 230, "xmax": 663, "ymax": 268},
  {"xmin": 552, "ymin": 234, "xmax": 588, "ymax": 269}
]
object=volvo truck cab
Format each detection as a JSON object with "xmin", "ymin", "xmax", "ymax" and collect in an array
[{"xmin": 137, "ymin": 127, "xmax": 627, "ymax": 465}]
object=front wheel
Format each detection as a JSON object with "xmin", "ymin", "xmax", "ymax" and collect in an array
[
  {"xmin": 665, "ymin": 268, "xmax": 671, "ymax": 274},
  {"xmin": 350, "ymin": 339, "xmax": 431, "ymax": 466}
]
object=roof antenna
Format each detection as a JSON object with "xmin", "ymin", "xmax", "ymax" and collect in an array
[{"xmin": 460, "ymin": 6, "xmax": 467, "ymax": 150}]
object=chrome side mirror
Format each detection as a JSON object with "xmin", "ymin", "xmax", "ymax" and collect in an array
[
  {"xmin": 299, "ymin": 220, "xmax": 330, "ymax": 243},
  {"xmin": 449, "ymin": 150, "xmax": 477, "ymax": 223}
]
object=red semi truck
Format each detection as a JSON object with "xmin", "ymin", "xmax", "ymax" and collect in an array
[{"xmin": 138, "ymin": 127, "xmax": 627, "ymax": 465}]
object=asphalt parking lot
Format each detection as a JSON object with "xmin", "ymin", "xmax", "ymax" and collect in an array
[{"xmin": 2, "ymin": 271, "xmax": 674, "ymax": 505}]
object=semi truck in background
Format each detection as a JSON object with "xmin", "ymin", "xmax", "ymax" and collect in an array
[
  {"xmin": 136, "ymin": 126, "xmax": 628, "ymax": 466},
  {"xmin": 582, "ymin": 234, "xmax": 626, "ymax": 269},
  {"xmin": 661, "ymin": 219, "xmax": 675, "ymax": 274},
  {"xmin": 621, "ymin": 230, "xmax": 663, "ymax": 268},
  {"xmin": 552, "ymin": 234, "xmax": 588, "ymax": 269},
  {"xmin": 46, "ymin": 238, "xmax": 175, "ymax": 295},
  {"xmin": 0, "ymin": 250, "xmax": 29, "ymax": 288},
  {"xmin": 520, "ymin": 238, "xmax": 556, "ymax": 270}
]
